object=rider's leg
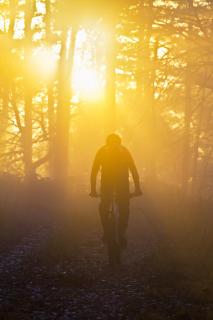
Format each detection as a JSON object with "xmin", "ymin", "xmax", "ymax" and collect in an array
[
  {"xmin": 117, "ymin": 193, "xmax": 130, "ymax": 248},
  {"xmin": 99, "ymin": 193, "xmax": 111, "ymax": 241},
  {"xmin": 117, "ymin": 200, "xmax": 129, "ymax": 233}
]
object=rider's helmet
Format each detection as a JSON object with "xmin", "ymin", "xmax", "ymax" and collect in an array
[{"xmin": 106, "ymin": 133, "xmax": 121, "ymax": 147}]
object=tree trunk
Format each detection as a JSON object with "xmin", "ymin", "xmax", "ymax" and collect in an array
[
  {"xmin": 23, "ymin": 88, "xmax": 33, "ymax": 180},
  {"xmin": 181, "ymin": 0, "xmax": 194, "ymax": 195},
  {"xmin": 191, "ymin": 88, "xmax": 205, "ymax": 196},
  {"xmin": 137, "ymin": 0, "xmax": 157, "ymax": 182},
  {"xmin": 46, "ymin": 0, "xmax": 55, "ymax": 178},
  {"xmin": 23, "ymin": 0, "xmax": 34, "ymax": 181},
  {"xmin": 48, "ymin": 84, "xmax": 55, "ymax": 177},
  {"xmin": 1, "ymin": 85, "xmax": 9, "ymax": 133},
  {"xmin": 105, "ymin": 20, "xmax": 117, "ymax": 133},
  {"xmin": 53, "ymin": 27, "xmax": 77, "ymax": 182}
]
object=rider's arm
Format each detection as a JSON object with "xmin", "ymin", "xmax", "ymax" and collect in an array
[
  {"xmin": 90, "ymin": 150, "xmax": 102, "ymax": 196},
  {"xmin": 127, "ymin": 151, "xmax": 142, "ymax": 194}
]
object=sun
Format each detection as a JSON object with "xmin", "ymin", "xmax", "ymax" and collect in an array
[
  {"xmin": 29, "ymin": 47, "xmax": 57, "ymax": 79},
  {"xmin": 72, "ymin": 68, "xmax": 104, "ymax": 101},
  {"xmin": 71, "ymin": 28, "xmax": 105, "ymax": 102}
]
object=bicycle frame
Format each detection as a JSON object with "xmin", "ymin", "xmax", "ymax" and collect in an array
[
  {"xmin": 106, "ymin": 193, "xmax": 122, "ymax": 267},
  {"xmin": 95, "ymin": 192, "xmax": 140, "ymax": 267}
]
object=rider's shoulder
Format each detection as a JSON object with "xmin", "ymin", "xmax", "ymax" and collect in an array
[
  {"xmin": 96, "ymin": 146, "xmax": 107, "ymax": 156},
  {"xmin": 121, "ymin": 145, "xmax": 131, "ymax": 154},
  {"xmin": 120, "ymin": 146, "xmax": 133, "ymax": 160}
]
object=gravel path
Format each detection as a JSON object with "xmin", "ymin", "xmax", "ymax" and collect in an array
[{"xmin": 0, "ymin": 199, "xmax": 212, "ymax": 319}]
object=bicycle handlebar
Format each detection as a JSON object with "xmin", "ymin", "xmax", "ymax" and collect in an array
[
  {"xmin": 129, "ymin": 192, "xmax": 142, "ymax": 198},
  {"xmin": 89, "ymin": 192, "xmax": 142, "ymax": 199}
]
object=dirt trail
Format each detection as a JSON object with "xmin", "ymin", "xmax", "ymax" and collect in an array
[{"xmin": 0, "ymin": 196, "xmax": 212, "ymax": 319}]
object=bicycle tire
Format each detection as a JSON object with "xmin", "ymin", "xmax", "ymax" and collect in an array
[{"xmin": 106, "ymin": 213, "xmax": 121, "ymax": 267}]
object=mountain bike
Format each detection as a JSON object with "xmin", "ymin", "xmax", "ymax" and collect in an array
[
  {"xmin": 105, "ymin": 192, "xmax": 121, "ymax": 267},
  {"xmin": 105, "ymin": 192, "xmax": 139, "ymax": 268}
]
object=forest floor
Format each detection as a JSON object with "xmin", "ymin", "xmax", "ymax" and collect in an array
[{"xmin": 0, "ymin": 193, "xmax": 213, "ymax": 320}]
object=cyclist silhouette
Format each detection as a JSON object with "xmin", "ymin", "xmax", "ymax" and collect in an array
[{"xmin": 90, "ymin": 133, "xmax": 142, "ymax": 248}]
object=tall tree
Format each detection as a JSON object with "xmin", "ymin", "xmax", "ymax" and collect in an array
[
  {"xmin": 53, "ymin": 26, "xmax": 77, "ymax": 181},
  {"xmin": 23, "ymin": 0, "xmax": 34, "ymax": 181}
]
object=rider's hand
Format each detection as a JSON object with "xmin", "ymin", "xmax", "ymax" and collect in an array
[{"xmin": 89, "ymin": 191, "xmax": 99, "ymax": 198}]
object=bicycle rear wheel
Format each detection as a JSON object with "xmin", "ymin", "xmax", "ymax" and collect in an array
[
  {"xmin": 108, "ymin": 244, "xmax": 121, "ymax": 266},
  {"xmin": 106, "ymin": 214, "xmax": 121, "ymax": 267}
]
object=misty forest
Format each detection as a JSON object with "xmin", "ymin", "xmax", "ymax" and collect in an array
[{"xmin": 0, "ymin": 0, "xmax": 213, "ymax": 319}]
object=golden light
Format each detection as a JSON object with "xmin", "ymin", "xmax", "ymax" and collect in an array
[
  {"xmin": 72, "ymin": 68, "xmax": 104, "ymax": 101},
  {"xmin": 157, "ymin": 47, "xmax": 168, "ymax": 59},
  {"xmin": 29, "ymin": 47, "xmax": 57, "ymax": 79},
  {"xmin": 71, "ymin": 28, "xmax": 105, "ymax": 102}
]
